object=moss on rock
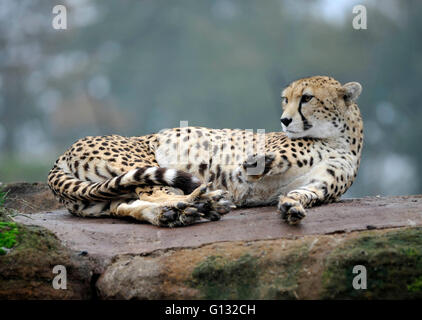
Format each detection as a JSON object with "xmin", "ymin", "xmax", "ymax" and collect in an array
[
  {"xmin": 322, "ymin": 227, "xmax": 422, "ymax": 299},
  {"xmin": 264, "ymin": 244, "xmax": 309, "ymax": 299},
  {"xmin": 189, "ymin": 254, "xmax": 260, "ymax": 299},
  {"xmin": 188, "ymin": 242, "xmax": 309, "ymax": 300},
  {"xmin": 0, "ymin": 220, "xmax": 94, "ymax": 299},
  {"xmin": 0, "ymin": 222, "xmax": 19, "ymax": 255},
  {"xmin": 0, "ymin": 188, "xmax": 8, "ymax": 207}
]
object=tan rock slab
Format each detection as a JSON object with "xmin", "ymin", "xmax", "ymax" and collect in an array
[{"xmin": 13, "ymin": 195, "xmax": 422, "ymax": 258}]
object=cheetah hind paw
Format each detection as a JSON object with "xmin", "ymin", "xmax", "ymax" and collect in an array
[
  {"xmin": 277, "ymin": 197, "xmax": 307, "ymax": 225},
  {"xmin": 159, "ymin": 183, "xmax": 236, "ymax": 227}
]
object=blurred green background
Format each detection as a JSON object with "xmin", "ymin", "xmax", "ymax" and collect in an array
[{"xmin": 0, "ymin": 0, "xmax": 421, "ymax": 197}]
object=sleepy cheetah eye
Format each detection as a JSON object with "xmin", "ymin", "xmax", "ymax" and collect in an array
[
  {"xmin": 301, "ymin": 94, "xmax": 313, "ymax": 103},
  {"xmin": 281, "ymin": 96, "xmax": 288, "ymax": 104}
]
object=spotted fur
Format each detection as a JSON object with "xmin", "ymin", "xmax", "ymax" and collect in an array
[{"xmin": 48, "ymin": 76, "xmax": 363, "ymax": 226}]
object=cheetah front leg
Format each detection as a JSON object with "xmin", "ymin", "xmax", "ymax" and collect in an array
[
  {"xmin": 112, "ymin": 184, "xmax": 235, "ymax": 227},
  {"xmin": 277, "ymin": 180, "xmax": 333, "ymax": 225}
]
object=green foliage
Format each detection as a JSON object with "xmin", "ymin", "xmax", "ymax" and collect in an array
[
  {"xmin": 0, "ymin": 188, "xmax": 7, "ymax": 208},
  {"xmin": 0, "ymin": 222, "xmax": 19, "ymax": 255},
  {"xmin": 407, "ymin": 276, "xmax": 422, "ymax": 293}
]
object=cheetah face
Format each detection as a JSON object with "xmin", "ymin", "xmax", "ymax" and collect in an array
[{"xmin": 280, "ymin": 76, "xmax": 362, "ymax": 139}]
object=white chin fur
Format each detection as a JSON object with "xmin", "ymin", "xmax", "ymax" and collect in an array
[
  {"xmin": 286, "ymin": 131, "xmax": 304, "ymax": 139},
  {"xmin": 281, "ymin": 124, "xmax": 305, "ymax": 139},
  {"xmin": 282, "ymin": 122, "xmax": 338, "ymax": 139}
]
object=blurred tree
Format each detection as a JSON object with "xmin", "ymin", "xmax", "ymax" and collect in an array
[
  {"xmin": 0, "ymin": 0, "xmax": 50, "ymax": 153},
  {"xmin": 0, "ymin": 0, "xmax": 421, "ymax": 196}
]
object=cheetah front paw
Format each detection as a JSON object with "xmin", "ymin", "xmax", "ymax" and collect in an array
[
  {"xmin": 157, "ymin": 205, "xmax": 201, "ymax": 227},
  {"xmin": 277, "ymin": 196, "xmax": 306, "ymax": 225},
  {"xmin": 158, "ymin": 183, "xmax": 236, "ymax": 227}
]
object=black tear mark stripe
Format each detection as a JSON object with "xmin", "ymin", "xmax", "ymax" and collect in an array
[{"xmin": 298, "ymin": 98, "xmax": 313, "ymax": 131}]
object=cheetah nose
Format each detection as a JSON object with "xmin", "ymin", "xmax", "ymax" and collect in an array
[{"xmin": 280, "ymin": 117, "xmax": 292, "ymax": 127}]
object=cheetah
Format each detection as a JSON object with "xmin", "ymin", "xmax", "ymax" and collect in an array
[{"xmin": 47, "ymin": 76, "xmax": 363, "ymax": 226}]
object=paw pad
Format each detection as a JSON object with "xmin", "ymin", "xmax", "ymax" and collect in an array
[{"xmin": 278, "ymin": 197, "xmax": 306, "ymax": 225}]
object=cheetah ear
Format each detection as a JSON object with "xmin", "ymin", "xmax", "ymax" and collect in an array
[{"xmin": 342, "ymin": 82, "xmax": 362, "ymax": 103}]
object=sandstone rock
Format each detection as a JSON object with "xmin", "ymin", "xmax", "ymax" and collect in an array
[
  {"xmin": 96, "ymin": 255, "xmax": 167, "ymax": 299},
  {"xmin": 2, "ymin": 192, "xmax": 422, "ymax": 299},
  {"xmin": 95, "ymin": 227, "xmax": 422, "ymax": 299},
  {"xmin": 0, "ymin": 222, "xmax": 96, "ymax": 299},
  {"xmin": 12, "ymin": 195, "xmax": 422, "ymax": 257}
]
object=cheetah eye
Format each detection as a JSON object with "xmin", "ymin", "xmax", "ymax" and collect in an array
[
  {"xmin": 301, "ymin": 94, "xmax": 313, "ymax": 103},
  {"xmin": 281, "ymin": 96, "xmax": 288, "ymax": 104}
]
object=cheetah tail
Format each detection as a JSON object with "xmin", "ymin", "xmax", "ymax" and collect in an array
[{"xmin": 47, "ymin": 164, "xmax": 202, "ymax": 202}]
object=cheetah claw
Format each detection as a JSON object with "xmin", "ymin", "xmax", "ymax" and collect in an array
[
  {"xmin": 277, "ymin": 197, "xmax": 307, "ymax": 225},
  {"xmin": 158, "ymin": 184, "xmax": 235, "ymax": 227}
]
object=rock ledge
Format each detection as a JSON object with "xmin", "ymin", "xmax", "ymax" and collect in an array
[{"xmin": 1, "ymin": 182, "xmax": 421, "ymax": 299}]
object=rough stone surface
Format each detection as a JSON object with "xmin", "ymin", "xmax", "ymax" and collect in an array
[
  {"xmin": 2, "ymin": 191, "xmax": 422, "ymax": 299},
  {"xmin": 13, "ymin": 195, "xmax": 422, "ymax": 257},
  {"xmin": 2, "ymin": 182, "xmax": 64, "ymax": 213},
  {"xmin": 96, "ymin": 227, "xmax": 422, "ymax": 300},
  {"xmin": 0, "ymin": 222, "xmax": 96, "ymax": 299},
  {"xmin": 322, "ymin": 227, "xmax": 422, "ymax": 299},
  {"xmin": 96, "ymin": 255, "xmax": 168, "ymax": 299}
]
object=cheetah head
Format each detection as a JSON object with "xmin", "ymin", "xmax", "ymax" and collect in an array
[{"xmin": 280, "ymin": 76, "xmax": 362, "ymax": 139}]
